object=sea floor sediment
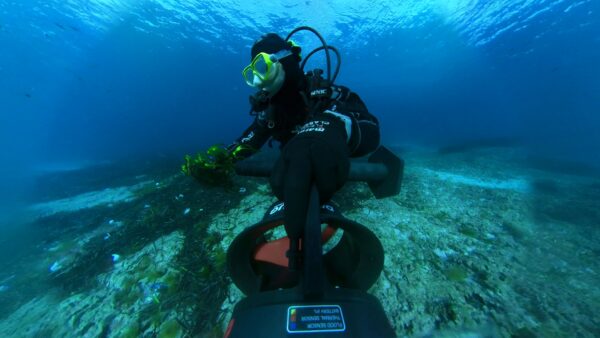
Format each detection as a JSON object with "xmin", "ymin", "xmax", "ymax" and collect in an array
[{"xmin": 0, "ymin": 146, "xmax": 598, "ymax": 337}]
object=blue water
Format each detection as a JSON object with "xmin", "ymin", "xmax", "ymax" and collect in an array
[
  {"xmin": 0, "ymin": 0, "xmax": 599, "ymax": 336},
  {"xmin": 2, "ymin": 1, "xmax": 599, "ymax": 173}
]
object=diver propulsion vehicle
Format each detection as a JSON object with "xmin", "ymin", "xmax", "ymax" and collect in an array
[{"xmin": 224, "ymin": 146, "xmax": 403, "ymax": 338}]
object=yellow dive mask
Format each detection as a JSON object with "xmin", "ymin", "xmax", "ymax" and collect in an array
[{"xmin": 242, "ymin": 49, "xmax": 294, "ymax": 87}]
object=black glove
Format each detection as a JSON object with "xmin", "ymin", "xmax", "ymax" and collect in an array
[{"xmin": 270, "ymin": 113, "xmax": 350, "ymax": 245}]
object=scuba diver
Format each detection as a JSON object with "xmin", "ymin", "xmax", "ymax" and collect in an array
[
  {"xmin": 184, "ymin": 27, "xmax": 398, "ymax": 337},
  {"xmin": 186, "ymin": 27, "xmax": 380, "ymax": 266},
  {"xmin": 235, "ymin": 27, "xmax": 382, "ymax": 270}
]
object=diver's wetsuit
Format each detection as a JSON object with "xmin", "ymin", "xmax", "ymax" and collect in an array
[{"xmin": 230, "ymin": 80, "xmax": 380, "ymax": 159}]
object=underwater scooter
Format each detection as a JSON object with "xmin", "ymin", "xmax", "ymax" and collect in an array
[{"xmin": 224, "ymin": 146, "xmax": 403, "ymax": 338}]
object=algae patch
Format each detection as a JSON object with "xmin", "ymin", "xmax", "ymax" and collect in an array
[{"xmin": 444, "ymin": 265, "xmax": 469, "ymax": 282}]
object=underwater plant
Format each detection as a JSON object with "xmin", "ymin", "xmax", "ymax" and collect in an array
[
  {"xmin": 444, "ymin": 265, "xmax": 469, "ymax": 282},
  {"xmin": 181, "ymin": 144, "xmax": 255, "ymax": 186},
  {"xmin": 181, "ymin": 144, "xmax": 235, "ymax": 186},
  {"xmin": 122, "ymin": 324, "xmax": 140, "ymax": 338},
  {"xmin": 458, "ymin": 224, "xmax": 478, "ymax": 239},
  {"xmin": 158, "ymin": 318, "xmax": 183, "ymax": 338}
]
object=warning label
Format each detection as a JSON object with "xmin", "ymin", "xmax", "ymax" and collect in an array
[{"xmin": 287, "ymin": 305, "xmax": 346, "ymax": 333}]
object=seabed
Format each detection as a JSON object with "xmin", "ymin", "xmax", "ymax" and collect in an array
[{"xmin": 0, "ymin": 146, "xmax": 598, "ymax": 337}]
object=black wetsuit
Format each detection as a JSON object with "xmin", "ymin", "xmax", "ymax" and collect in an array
[{"xmin": 230, "ymin": 79, "xmax": 380, "ymax": 159}]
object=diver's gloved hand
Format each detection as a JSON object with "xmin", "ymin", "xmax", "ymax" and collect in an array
[
  {"xmin": 270, "ymin": 113, "xmax": 350, "ymax": 244},
  {"xmin": 181, "ymin": 144, "xmax": 236, "ymax": 186}
]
